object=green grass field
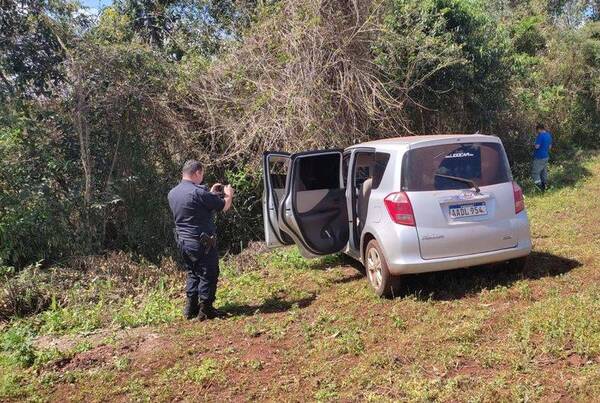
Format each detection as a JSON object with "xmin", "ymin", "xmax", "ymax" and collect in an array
[{"xmin": 2, "ymin": 153, "xmax": 600, "ymax": 402}]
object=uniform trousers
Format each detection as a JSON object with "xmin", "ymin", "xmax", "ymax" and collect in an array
[{"xmin": 179, "ymin": 239, "xmax": 219, "ymax": 303}]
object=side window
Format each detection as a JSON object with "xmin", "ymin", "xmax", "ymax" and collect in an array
[
  {"xmin": 353, "ymin": 152, "xmax": 373, "ymax": 188},
  {"xmin": 269, "ymin": 158, "xmax": 288, "ymax": 189},
  {"xmin": 352, "ymin": 151, "xmax": 390, "ymax": 190},
  {"xmin": 295, "ymin": 153, "xmax": 341, "ymax": 191},
  {"xmin": 372, "ymin": 152, "xmax": 390, "ymax": 189},
  {"xmin": 268, "ymin": 155, "xmax": 289, "ymax": 206}
]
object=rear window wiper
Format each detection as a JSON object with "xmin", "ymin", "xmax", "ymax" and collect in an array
[{"xmin": 434, "ymin": 173, "xmax": 480, "ymax": 193}]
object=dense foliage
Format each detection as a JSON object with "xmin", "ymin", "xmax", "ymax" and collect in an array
[{"xmin": 1, "ymin": 0, "xmax": 599, "ymax": 268}]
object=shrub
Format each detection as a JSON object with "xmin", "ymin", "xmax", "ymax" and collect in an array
[
  {"xmin": 0, "ymin": 265, "xmax": 53, "ymax": 321},
  {"xmin": 0, "ymin": 323, "xmax": 36, "ymax": 367}
]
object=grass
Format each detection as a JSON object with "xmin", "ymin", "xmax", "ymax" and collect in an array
[{"xmin": 1, "ymin": 152, "xmax": 600, "ymax": 401}]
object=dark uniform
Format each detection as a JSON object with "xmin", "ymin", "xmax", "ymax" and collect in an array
[{"xmin": 168, "ymin": 180, "xmax": 225, "ymax": 306}]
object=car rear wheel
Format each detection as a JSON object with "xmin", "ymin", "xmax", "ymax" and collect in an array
[{"xmin": 365, "ymin": 239, "xmax": 396, "ymax": 298}]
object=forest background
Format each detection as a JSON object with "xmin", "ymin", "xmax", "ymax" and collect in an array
[{"xmin": 2, "ymin": 0, "xmax": 600, "ymax": 270}]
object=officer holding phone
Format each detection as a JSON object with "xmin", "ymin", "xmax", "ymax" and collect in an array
[{"xmin": 168, "ymin": 160, "xmax": 234, "ymax": 320}]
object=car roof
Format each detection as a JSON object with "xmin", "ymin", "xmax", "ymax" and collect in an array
[{"xmin": 346, "ymin": 134, "xmax": 501, "ymax": 151}]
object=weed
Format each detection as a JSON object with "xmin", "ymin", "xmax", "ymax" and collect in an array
[
  {"xmin": 243, "ymin": 322, "xmax": 264, "ymax": 338},
  {"xmin": 39, "ymin": 297, "xmax": 105, "ymax": 334},
  {"xmin": 114, "ymin": 356, "xmax": 131, "ymax": 371},
  {"xmin": 0, "ymin": 371, "xmax": 25, "ymax": 399},
  {"xmin": 314, "ymin": 379, "xmax": 338, "ymax": 401},
  {"xmin": 185, "ymin": 358, "xmax": 221, "ymax": 385},
  {"xmin": 392, "ymin": 315, "xmax": 407, "ymax": 330},
  {"xmin": 124, "ymin": 378, "xmax": 151, "ymax": 401},
  {"xmin": 515, "ymin": 281, "xmax": 533, "ymax": 301},
  {"xmin": 33, "ymin": 347, "xmax": 63, "ymax": 367},
  {"xmin": 515, "ymin": 289, "xmax": 600, "ymax": 356},
  {"xmin": 0, "ymin": 322, "xmax": 36, "ymax": 367},
  {"xmin": 0, "ymin": 264, "xmax": 52, "ymax": 320},
  {"xmin": 246, "ymin": 359, "xmax": 263, "ymax": 370}
]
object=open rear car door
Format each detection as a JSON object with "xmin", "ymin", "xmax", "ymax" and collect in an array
[
  {"xmin": 263, "ymin": 152, "xmax": 294, "ymax": 248},
  {"xmin": 279, "ymin": 150, "xmax": 349, "ymax": 258}
]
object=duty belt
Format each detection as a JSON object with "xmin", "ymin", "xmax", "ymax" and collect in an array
[
  {"xmin": 173, "ymin": 230, "xmax": 217, "ymax": 255},
  {"xmin": 198, "ymin": 233, "xmax": 217, "ymax": 254}
]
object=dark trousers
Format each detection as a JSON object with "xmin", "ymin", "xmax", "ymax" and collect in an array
[{"xmin": 179, "ymin": 240, "xmax": 219, "ymax": 303}]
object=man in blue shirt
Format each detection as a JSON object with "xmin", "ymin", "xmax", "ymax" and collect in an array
[
  {"xmin": 168, "ymin": 160, "xmax": 234, "ymax": 320},
  {"xmin": 531, "ymin": 123, "xmax": 552, "ymax": 192}
]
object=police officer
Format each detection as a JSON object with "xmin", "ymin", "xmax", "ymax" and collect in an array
[{"xmin": 167, "ymin": 160, "xmax": 234, "ymax": 320}]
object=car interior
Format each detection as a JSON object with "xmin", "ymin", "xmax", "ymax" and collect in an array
[
  {"xmin": 353, "ymin": 151, "xmax": 390, "ymax": 243},
  {"xmin": 267, "ymin": 150, "xmax": 390, "ymax": 254},
  {"xmin": 353, "ymin": 152, "xmax": 375, "ymax": 239}
]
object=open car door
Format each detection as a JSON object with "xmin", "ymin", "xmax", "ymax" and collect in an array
[
  {"xmin": 279, "ymin": 150, "xmax": 349, "ymax": 258},
  {"xmin": 263, "ymin": 152, "xmax": 294, "ymax": 248}
]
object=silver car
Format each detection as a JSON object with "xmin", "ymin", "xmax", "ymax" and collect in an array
[{"xmin": 262, "ymin": 135, "xmax": 532, "ymax": 297}]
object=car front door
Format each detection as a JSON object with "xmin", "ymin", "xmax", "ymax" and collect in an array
[{"xmin": 279, "ymin": 150, "xmax": 349, "ymax": 258}]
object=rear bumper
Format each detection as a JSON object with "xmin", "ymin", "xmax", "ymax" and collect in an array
[
  {"xmin": 361, "ymin": 206, "xmax": 532, "ymax": 276},
  {"xmin": 386, "ymin": 238, "xmax": 532, "ymax": 275}
]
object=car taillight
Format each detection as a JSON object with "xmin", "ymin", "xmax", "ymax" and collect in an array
[
  {"xmin": 384, "ymin": 192, "xmax": 415, "ymax": 226},
  {"xmin": 513, "ymin": 181, "xmax": 525, "ymax": 214}
]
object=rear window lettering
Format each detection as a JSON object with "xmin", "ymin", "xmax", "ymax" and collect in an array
[{"xmin": 401, "ymin": 142, "xmax": 512, "ymax": 191}]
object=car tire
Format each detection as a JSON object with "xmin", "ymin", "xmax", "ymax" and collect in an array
[{"xmin": 365, "ymin": 239, "xmax": 397, "ymax": 298}]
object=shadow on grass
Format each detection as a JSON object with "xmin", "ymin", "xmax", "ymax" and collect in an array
[
  {"xmin": 396, "ymin": 251, "xmax": 581, "ymax": 301},
  {"xmin": 219, "ymin": 294, "xmax": 316, "ymax": 317}
]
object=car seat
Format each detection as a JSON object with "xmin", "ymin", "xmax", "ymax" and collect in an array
[{"xmin": 357, "ymin": 177, "xmax": 373, "ymax": 235}]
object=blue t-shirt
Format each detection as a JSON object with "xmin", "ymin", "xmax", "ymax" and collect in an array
[{"xmin": 534, "ymin": 131, "xmax": 552, "ymax": 159}]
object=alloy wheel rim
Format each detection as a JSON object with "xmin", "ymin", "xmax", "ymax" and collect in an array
[{"xmin": 367, "ymin": 247, "xmax": 383, "ymax": 289}]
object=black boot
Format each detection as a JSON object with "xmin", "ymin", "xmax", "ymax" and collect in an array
[
  {"xmin": 183, "ymin": 295, "xmax": 199, "ymax": 320},
  {"xmin": 197, "ymin": 300, "xmax": 209, "ymax": 321},
  {"xmin": 199, "ymin": 300, "xmax": 223, "ymax": 320}
]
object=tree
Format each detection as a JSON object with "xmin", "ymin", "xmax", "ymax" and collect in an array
[{"xmin": 0, "ymin": 0, "xmax": 87, "ymax": 98}]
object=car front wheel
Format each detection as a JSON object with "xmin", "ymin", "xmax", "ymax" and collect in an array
[{"xmin": 365, "ymin": 239, "xmax": 397, "ymax": 298}]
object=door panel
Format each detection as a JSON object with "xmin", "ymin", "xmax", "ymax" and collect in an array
[
  {"xmin": 262, "ymin": 152, "xmax": 294, "ymax": 248},
  {"xmin": 295, "ymin": 189, "xmax": 330, "ymax": 213},
  {"xmin": 280, "ymin": 150, "xmax": 349, "ymax": 258}
]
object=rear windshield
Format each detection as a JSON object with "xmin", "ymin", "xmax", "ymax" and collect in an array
[{"xmin": 401, "ymin": 142, "xmax": 512, "ymax": 191}]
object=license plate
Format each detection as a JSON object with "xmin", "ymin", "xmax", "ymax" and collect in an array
[{"xmin": 449, "ymin": 202, "xmax": 487, "ymax": 218}]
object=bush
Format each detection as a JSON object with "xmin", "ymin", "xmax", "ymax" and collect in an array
[
  {"xmin": 0, "ymin": 108, "xmax": 78, "ymax": 267},
  {"xmin": 0, "ymin": 265, "xmax": 53, "ymax": 321},
  {"xmin": 0, "ymin": 323, "xmax": 36, "ymax": 367},
  {"xmin": 212, "ymin": 166, "xmax": 264, "ymax": 254}
]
